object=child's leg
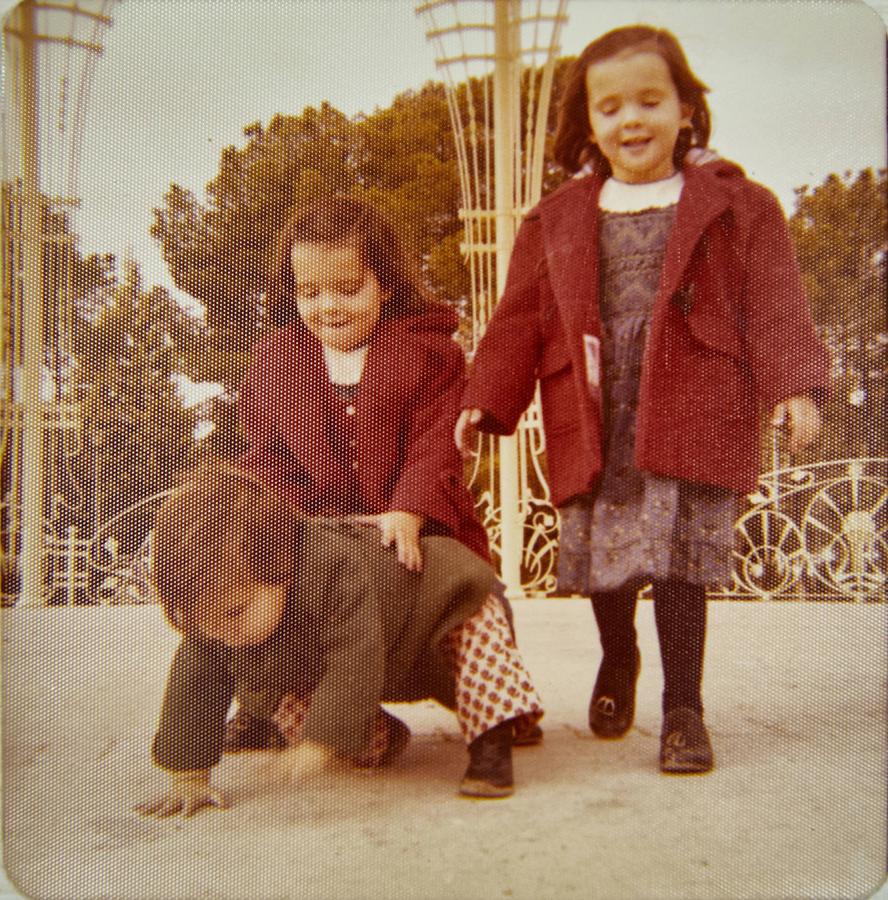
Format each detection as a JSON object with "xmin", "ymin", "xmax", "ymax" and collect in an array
[
  {"xmin": 443, "ymin": 593, "xmax": 544, "ymax": 746},
  {"xmin": 590, "ymin": 583, "xmax": 639, "ymax": 663},
  {"xmin": 223, "ymin": 691, "xmax": 287, "ymax": 753},
  {"xmin": 651, "ymin": 578, "xmax": 706, "ymax": 714},
  {"xmin": 651, "ymin": 578, "xmax": 713, "ymax": 773},
  {"xmin": 588, "ymin": 584, "xmax": 641, "ymax": 737},
  {"xmin": 270, "ymin": 692, "xmax": 313, "ymax": 744},
  {"xmin": 223, "ymin": 708, "xmax": 286, "ymax": 752},
  {"xmin": 490, "ymin": 579, "xmax": 543, "ymax": 746},
  {"xmin": 443, "ymin": 593, "xmax": 544, "ymax": 798}
]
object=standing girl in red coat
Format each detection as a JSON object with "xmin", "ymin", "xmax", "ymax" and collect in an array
[
  {"xmin": 456, "ymin": 25, "xmax": 829, "ymax": 773},
  {"xmin": 229, "ymin": 196, "xmax": 541, "ymax": 768}
]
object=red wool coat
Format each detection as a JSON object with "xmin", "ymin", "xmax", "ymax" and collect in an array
[
  {"xmin": 463, "ymin": 160, "xmax": 831, "ymax": 502},
  {"xmin": 238, "ymin": 307, "xmax": 490, "ymax": 560}
]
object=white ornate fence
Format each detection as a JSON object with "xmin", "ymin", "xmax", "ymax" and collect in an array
[
  {"xmin": 2, "ymin": 455, "xmax": 883, "ymax": 606},
  {"xmin": 720, "ymin": 457, "xmax": 886, "ymax": 602},
  {"xmin": 417, "ymin": 0, "xmax": 569, "ymax": 596}
]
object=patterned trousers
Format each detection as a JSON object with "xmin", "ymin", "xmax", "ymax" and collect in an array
[
  {"xmin": 271, "ymin": 593, "xmax": 543, "ymax": 763},
  {"xmin": 442, "ymin": 592, "xmax": 543, "ymax": 744}
]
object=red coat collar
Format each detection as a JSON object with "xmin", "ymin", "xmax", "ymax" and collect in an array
[
  {"xmin": 535, "ymin": 162, "xmax": 743, "ymax": 338},
  {"xmin": 269, "ymin": 310, "xmax": 458, "ymax": 498}
]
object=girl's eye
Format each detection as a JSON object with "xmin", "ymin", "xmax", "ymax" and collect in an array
[
  {"xmin": 339, "ymin": 280, "xmax": 364, "ymax": 296},
  {"xmin": 296, "ymin": 278, "xmax": 365, "ymax": 299}
]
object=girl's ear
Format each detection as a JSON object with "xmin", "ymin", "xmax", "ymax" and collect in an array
[{"xmin": 680, "ymin": 103, "xmax": 694, "ymax": 130}]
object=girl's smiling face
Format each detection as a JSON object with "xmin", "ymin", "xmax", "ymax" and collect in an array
[
  {"xmin": 291, "ymin": 241, "xmax": 388, "ymax": 352},
  {"xmin": 585, "ymin": 49, "xmax": 692, "ymax": 184}
]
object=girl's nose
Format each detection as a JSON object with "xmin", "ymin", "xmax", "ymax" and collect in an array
[
  {"xmin": 620, "ymin": 103, "xmax": 642, "ymax": 127},
  {"xmin": 317, "ymin": 290, "xmax": 339, "ymax": 312}
]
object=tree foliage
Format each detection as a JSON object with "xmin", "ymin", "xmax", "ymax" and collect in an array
[
  {"xmin": 76, "ymin": 261, "xmax": 202, "ymax": 535},
  {"xmin": 151, "ymin": 85, "xmax": 463, "ymax": 348},
  {"xmin": 150, "ymin": 62, "xmax": 575, "ymax": 350},
  {"xmin": 788, "ymin": 168, "xmax": 887, "ymax": 460}
]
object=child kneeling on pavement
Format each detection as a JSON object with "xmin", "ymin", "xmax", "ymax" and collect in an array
[{"xmin": 137, "ymin": 463, "xmax": 543, "ymax": 817}]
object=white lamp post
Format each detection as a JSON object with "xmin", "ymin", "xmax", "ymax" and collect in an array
[
  {"xmin": 417, "ymin": 0, "xmax": 568, "ymax": 596},
  {"xmin": 2, "ymin": 0, "xmax": 118, "ymax": 605}
]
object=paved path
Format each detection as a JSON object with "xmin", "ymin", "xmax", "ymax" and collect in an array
[{"xmin": 2, "ymin": 601, "xmax": 886, "ymax": 899}]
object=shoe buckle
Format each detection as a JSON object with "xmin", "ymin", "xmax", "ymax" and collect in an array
[
  {"xmin": 664, "ymin": 731, "xmax": 687, "ymax": 749},
  {"xmin": 595, "ymin": 696, "xmax": 616, "ymax": 717}
]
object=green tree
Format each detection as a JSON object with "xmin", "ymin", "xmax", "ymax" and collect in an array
[
  {"xmin": 76, "ymin": 261, "xmax": 201, "ymax": 544},
  {"xmin": 151, "ymin": 88, "xmax": 466, "ymax": 342},
  {"xmin": 788, "ymin": 168, "xmax": 887, "ymax": 460},
  {"xmin": 150, "ymin": 84, "xmax": 469, "ymax": 453}
]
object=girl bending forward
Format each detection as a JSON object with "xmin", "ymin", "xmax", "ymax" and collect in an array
[{"xmin": 227, "ymin": 196, "xmax": 541, "ymax": 750}]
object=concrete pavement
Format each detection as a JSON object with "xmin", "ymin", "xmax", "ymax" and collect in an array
[{"xmin": 2, "ymin": 600, "xmax": 886, "ymax": 899}]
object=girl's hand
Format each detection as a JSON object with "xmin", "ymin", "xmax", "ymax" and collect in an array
[
  {"xmin": 355, "ymin": 511, "xmax": 424, "ymax": 572},
  {"xmin": 266, "ymin": 742, "xmax": 334, "ymax": 786},
  {"xmin": 135, "ymin": 770, "xmax": 228, "ymax": 818},
  {"xmin": 454, "ymin": 408, "xmax": 482, "ymax": 456},
  {"xmin": 771, "ymin": 395, "xmax": 822, "ymax": 454}
]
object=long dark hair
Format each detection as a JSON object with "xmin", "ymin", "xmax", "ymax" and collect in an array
[
  {"xmin": 265, "ymin": 195, "xmax": 431, "ymax": 327},
  {"xmin": 552, "ymin": 25, "xmax": 711, "ymax": 176}
]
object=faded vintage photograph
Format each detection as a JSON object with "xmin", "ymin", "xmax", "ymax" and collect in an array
[{"xmin": 1, "ymin": 1, "xmax": 886, "ymax": 898}]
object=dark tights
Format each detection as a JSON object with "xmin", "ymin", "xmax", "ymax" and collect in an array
[{"xmin": 590, "ymin": 578, "xmax": 707, "ymax": 714}]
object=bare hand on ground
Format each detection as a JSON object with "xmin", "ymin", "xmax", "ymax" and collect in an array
[
  {"xmin": 136, "ymin": 770, "xmax": 228, "ymax": 818},
  {"xmin": 264, "ymin": 742, "xmax": 333, "ymax": 786}
]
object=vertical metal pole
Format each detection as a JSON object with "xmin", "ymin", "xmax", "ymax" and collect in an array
[
  {"xmin": 66, "ymin": 525, "xmax": 76, "ymax": 606},
  {"xmin": 17, "ymin": 0, "xmax": 46, "ymax": 606},
  {"xmin": 493, "ymin": 0, "xmax": 522, "ymax": 597}
]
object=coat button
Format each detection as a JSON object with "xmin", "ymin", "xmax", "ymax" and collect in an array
[{"xmin": 346, "ymin": 405, "xmax": 356, "ymax": 416}]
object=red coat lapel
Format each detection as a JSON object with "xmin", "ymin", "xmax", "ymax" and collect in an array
[
  {"xmin": 540, "ymin": 176, "xmax": 603, "ymax": 341},
  {"xmin": 658, "ymin": 166, "xmax": 735, "ymax": 302}
]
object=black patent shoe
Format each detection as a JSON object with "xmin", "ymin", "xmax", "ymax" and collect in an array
[
  {"xmin": 588, "ymin": 646, "xmax": 641, "ymax": 738},
  {"xmin": 660, "ymin": 707, "xmax": 714, "ymax": 774},
  {"xmin": 460, "ymin": 721, "xmax": 514, "ymax": 798},
  {"xmin": 222, "ymin": 711, "xmax": 286, "ymax": 753}
]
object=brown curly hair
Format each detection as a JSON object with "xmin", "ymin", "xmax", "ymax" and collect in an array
[
  {"xmin": 151, "ymin": 462, "xmax": 301, "ymax": 634},
  {"xmin": 552, "ymin": 25, "xmax": 711, "ymax": 176}
]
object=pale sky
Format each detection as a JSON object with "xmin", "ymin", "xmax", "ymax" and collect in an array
[{"xmin": 2, "ymin": 0, "xmax": 887, "ymax": 307}]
